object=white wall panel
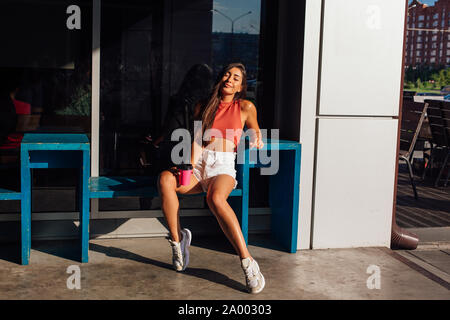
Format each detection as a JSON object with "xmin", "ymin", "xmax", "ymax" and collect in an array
[
  {"xmin": 319, "ymin": 0, "xmax": 405, "ymax": 116},
  {"xmin": 298, "ymin": 0, "xmax": 323, "ymax": 250},
  {"xmin": 312, "ymin": 118, "xmax": 397, "ymax": 248}
]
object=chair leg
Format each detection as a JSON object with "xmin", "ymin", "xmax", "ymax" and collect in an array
[
  {"xmin": 422, "ymin": 145, "xmax": 434, "ymax": 180},
  {"xmin": 444, "ymin": 162, "xmax": 450, "ymax": 187},
  {"xmin": 403, "ymin": 156, "xmax": 419, "ymax": 200},
  {"xmin": 434, "ymin": 150, "xmax": 449, "ymax": 187}
]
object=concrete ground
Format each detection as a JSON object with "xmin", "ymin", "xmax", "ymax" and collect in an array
[{"xmin": 0, "ymin": 234, "xmax": 449, "ymax": 300}]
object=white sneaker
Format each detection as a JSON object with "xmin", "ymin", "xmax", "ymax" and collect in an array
[
  {"xmin": 168, "ymin": 228, "xmax": 192, "ymax": 272},
  {"xmin": 241, "ymin": 257, "xmax": 265, "ymax": 294}
]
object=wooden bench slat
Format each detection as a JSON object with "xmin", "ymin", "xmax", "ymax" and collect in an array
[
  {"xmin": 89, "ymin": 176, "xmax": 242, "ymax": 199},
  {"xmin": 89, "ymin": 176, "xmax": 158, "ymax": 198},
  {"xmin": 0, "ymin": 188, "xmax": 21, "ymax": 200}
]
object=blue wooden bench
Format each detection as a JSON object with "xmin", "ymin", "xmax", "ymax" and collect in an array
[
  {"xmin": 0, "ymin": 188, "xmax": 22, "ymax": 201},
  {"xmin": 89, "ymin": 176, "xmax": 243, "ymax": 198},
  {"xmin": 88, "ymin": 138, "xmax": 302, "ymax": 254},
  {"xmin": 87, "ymin": 141, "xmax": 252, "ymax": 263},
  {"xmin": 9, "ymin": 134, "xmax": 300, "ymax": 265},
  {"xmin": 88, "ymin": 168, "xmax": 248, "ymax": 242}
]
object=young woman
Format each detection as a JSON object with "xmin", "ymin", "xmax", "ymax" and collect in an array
[{"xmin": 157, "ymin": 63, "xmax": 265, "ymax": 294}]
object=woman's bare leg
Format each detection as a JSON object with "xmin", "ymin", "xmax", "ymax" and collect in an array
[
  {"xmin": 206, "ymin": 175, "xmax": 251, "ymax": 259},
  {"xmin": 158, "ymin": 168, "xmax": 203, "ymax": 242}
]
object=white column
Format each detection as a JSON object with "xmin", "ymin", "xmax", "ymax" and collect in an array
[
  {"xmin": 298, "ymin": 0, "xmax": 323, "ymax": 250},
  {"xmin": 90, "ymin": 0, "xmax": 101, "ymax": 218},
  {"xmin": 91, "ymin": 0, "xmax": 101, "ymax": 177},
  {"xmin": 310, "ymin": 0, "xmax": 406, "ymax": 248}
]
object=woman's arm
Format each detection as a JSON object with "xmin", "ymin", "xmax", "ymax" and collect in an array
[{"xmin": 243, "ymin": 100, "xmax": 264, "ymax": 149}]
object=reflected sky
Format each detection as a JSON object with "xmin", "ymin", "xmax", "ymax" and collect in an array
[
  {"xmin": 409, "ymin": 0, "xmax": 437, "ymax": 6},
  {"xmin": 212, "ymin": 0, "xmax": 261, "ymax": 34}
]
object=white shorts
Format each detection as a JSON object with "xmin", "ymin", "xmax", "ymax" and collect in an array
[{"xmin": 193, "ymin": 149, "xmax": 238, "ymax": 192}]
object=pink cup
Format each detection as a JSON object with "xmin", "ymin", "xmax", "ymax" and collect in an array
[{"xmin": 178, "ymin": 164, "xmax": 193, "ymax": 186}]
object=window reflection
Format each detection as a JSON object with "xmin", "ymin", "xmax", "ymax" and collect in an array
[
  {"xmin": 0, "ymin": 0, "xmax": 92, "ymax": 214},
  {"xmin": 100, "ymin": 0, "xmax": 262, "ymax": 176},
  {"xmin": 98, "ymin": 0, "xmax": 267, "ymax": 210}
]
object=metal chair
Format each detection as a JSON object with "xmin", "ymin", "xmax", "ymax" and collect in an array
[
  {"xmin": 399, "ymin": 98, "xmax": 428, "ymax": 199},
  {"xmin": 434, "ymin": 101, "xmax": 450, "ymax": 187},
  {"xmin": 423, "ymin": 100, "xmax": 449, "ymax": 187}
]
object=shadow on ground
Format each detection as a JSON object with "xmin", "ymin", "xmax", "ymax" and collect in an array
[
  {"xmin": 0, "ymin": 233, "xmax": 289, "ymax": 267},
  {"xmin": 189, "ymin": 233, "xmax": 288, "ymax": 254},
  {"xmin": 0, "ymin": 242, "xmax": 21, "ymax": 264},
  {"xmin": 88, "ymin": 242, "xmax": 247, "ymax": 293}
]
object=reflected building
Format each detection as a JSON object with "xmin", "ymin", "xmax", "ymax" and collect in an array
[{"xmin": 406, "ymin": 0, "xmax": 450, "ymax": 67}]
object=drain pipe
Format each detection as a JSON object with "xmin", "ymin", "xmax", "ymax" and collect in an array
[{"xmin": 391, "ymin": 216, "xmax": 419, "ymax": 250}]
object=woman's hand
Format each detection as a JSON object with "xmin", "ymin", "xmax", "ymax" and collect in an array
[{"xmin": 250, "ymin": 136, "xmax": 264, "ymax": 149}]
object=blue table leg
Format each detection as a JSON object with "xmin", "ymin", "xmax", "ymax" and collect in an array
[
  {"xmin": 230, "ymin": 142, "xmax": 250, "ymax": 245},
  {"xmin": 240, "ymin": 158, "xmax": 250, "ymax": 244},
  {"xmin": 269, "ymin": 147, "xmax": 301, "ymax": 253},
  {"xmin": 229, "ymin": 165, "xmax": 249, "ymax": 244},
  {"xmin": 20, "ymin": 148, "xmax": 31, "ymax": 265},
  {"xmin": 80, "ymin": 149, "xmax": 90, "ymax": 263},
  {"xmin": 290, "ymin": 146, "xmax": 301, "ymax": 253}
]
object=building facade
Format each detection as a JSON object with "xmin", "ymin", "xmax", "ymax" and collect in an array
[
  {"xmin": 0, "ymin": 0, "xmax": 410, "ymax": 251},
  {"xmin": 406, "ymin": 0, "xmax": 450, "ymax": 67}
]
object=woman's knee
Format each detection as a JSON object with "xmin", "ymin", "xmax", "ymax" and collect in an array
[
  {"xmin": 158, "ymin": 170, "xmax": 176, "ymax": 191},
  {"xmin": 207, "ymin": 192, "xmax": 227, "ymax": 210}
]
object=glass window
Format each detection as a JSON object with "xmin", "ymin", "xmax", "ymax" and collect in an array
[
  {"xmin": 98, "ymin": 0, "xmax": 289, "ymax": 210},
  {"xmin": 99, "ymin": 0, "xmax": 262, "ymax": 176},
  {"xmin": 0, "ymin": 0, "xmax": 92, "ymax": 214},
  {"xmin": 418, "ymin": 15, "xmax": 424, "ymax": 21},
  {"xmin": 433, "ymin": 13, "xmax": 439, "ymax": 19}
]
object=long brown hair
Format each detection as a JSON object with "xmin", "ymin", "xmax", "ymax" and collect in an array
[{"xmin": 201, "ymin": 63, "xmax": 247, "ymax": 147}]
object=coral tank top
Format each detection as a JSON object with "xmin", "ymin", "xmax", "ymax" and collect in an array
[{"xmin": 210, "ymin": 99, "xmax": 243, "ymax": 149}]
